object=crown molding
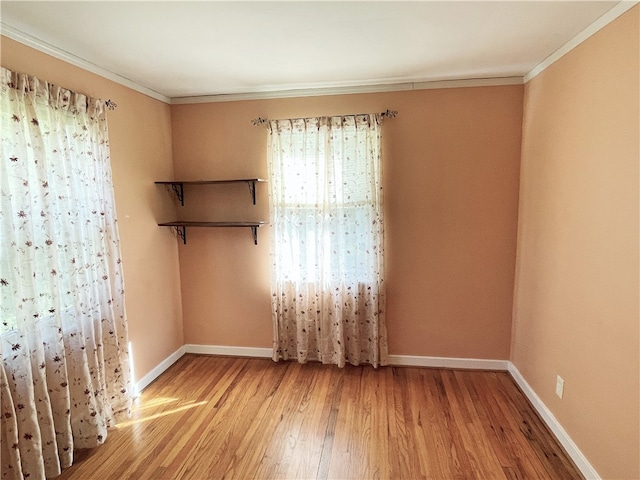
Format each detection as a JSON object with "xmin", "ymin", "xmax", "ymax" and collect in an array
[
  {"xmin": 170, "ymin": 82, "xmax": 412, "ymax": 104},
  {"xmin": 524, "ymin": 1, "xmax": 639, "ymax": 83},
  {"xmin": 412, "ymin": 76, "xmax": 524, "ymax": 91},
  {"xmin": 170, "ymin": 77, "xmax": 523, "ymax": 105},
  {"xmin": 0, "ymin": 23, "xmax": 171, "ymax": 104}
]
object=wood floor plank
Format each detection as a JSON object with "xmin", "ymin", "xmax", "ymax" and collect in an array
[
  {"xmin": 408, "ymin": 368, "xmax": 444, "ymax": 479},
  {"xmin": 283, "ymin": 363, "xmax": 332, "ymax": 480},
  {"xmin": 424, "ymin": 369, "xmax": 472, "ymax": 479},
  {"xmin": 451, "ymin": 370, "xmax": 508, "ymax": 479},
  {"xmin": 387, "ymin": 367, "xmax": 412, "ymax": 480},
  {"xmin": 314, "ymin": 367, "xmax": 344, "ymax": 480},
  {"xmin": 57, "ymin": 355, "xmax": 583, "ymax": 480},
  {"xmin": 251, "ymin": 362, "xmax": 318, "ymax": 480},
  {"xmin": 326, "ymin": 365, "xmax": 367, "ymax": 480}
]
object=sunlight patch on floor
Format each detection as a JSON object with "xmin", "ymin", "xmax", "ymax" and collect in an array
[
  {"xmin": 131, "ymin": 396, "xmax": 180, "ymax": 412},
  {"xmin": 117, "ymin": 400, "xmax": 208, "ymax": 428}
]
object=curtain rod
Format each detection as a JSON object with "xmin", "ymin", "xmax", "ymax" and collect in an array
[
  {"xmin": 4, "ymin": 66, "xmax": 118, "ymax": 111},
  {"xmin": 251, "ymin": 109, "xmax": 397, "ymax": 126}
]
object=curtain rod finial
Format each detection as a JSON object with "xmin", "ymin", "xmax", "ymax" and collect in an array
[
  {"xmin": 252, "ymin": 117, "xmax": 268, "ymax": 126},
  {"xmin": 105, "ymin": 99, "xmax": 117, "ymax": 110},
  {"xmin": 381, "ymin": 109, "xmax": 397, "ymax": 119}
]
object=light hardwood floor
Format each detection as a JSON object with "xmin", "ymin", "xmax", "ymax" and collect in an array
[{"xmin": 59, "ymin": 354, "xmax": 582, "ymax": 479}]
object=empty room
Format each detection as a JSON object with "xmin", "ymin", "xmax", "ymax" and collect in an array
[{"xmin": 1, "ymin": 2, "xmax": 638, "ymax": 479}]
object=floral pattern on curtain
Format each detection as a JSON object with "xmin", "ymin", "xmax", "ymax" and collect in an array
[
  {"xmin": 0, "ymin": 67, "xmax": 132, "ymax": 480},
  {"xmin": 267, "ymin": 114, "xmax": 387, "ymax": 368}
]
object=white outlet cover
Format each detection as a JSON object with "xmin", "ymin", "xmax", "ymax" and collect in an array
[{"xmin": 556, "ymin": 375, "xmax": 565, "ymax": 398}]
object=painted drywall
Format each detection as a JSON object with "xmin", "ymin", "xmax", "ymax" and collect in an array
[
  {"xmin": 511, "ymin": 6, "xmax": 639, "ymax": 479},
  {"xmin": 1, "ymin": 36, "xmax": 185, "ymax": 384},
  {"xmin": 171, "ymin": 85, "xmax": 523, "ymax": 360}
]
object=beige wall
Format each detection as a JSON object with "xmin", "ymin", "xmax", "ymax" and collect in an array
[
  {"xmin": 171, "ymin": 86, "xmax": 523, "ymax": 359},
  {"xmin": 511, "ymin": 7, "xmax": 639, "ymax": 479},
  {"xmin": 1, "ymin": 36, "xmax": 185, "ymax": 383}
]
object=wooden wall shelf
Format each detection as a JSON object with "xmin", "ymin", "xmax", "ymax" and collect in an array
[
  {"xmin": 158, "ymin": 221, "xmax": 267, "ymax": 245},
  {"xmin": 155, "ymin": 179, "xmax": 267, "ymax": 206}
]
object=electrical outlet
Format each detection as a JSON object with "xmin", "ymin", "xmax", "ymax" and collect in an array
[{"xmin": 556, "ymin": 375, "xmax": 564, "ymax": 399}]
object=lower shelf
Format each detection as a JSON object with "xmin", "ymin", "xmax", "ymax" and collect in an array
[{"xmin": 158, "ymin": 221, "xmax": 267, "ymax": 245}]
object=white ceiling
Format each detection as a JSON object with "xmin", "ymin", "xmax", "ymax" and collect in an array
[{"xmin": 0, "ymin": 1, "xmax": 623, "ymax": 99}]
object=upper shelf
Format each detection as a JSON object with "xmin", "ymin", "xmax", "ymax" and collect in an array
[{"xmin": 155, "ymin": 179, "xmax": 267, "ymax": 206}]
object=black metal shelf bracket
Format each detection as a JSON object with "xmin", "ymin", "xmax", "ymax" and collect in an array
[
  {"xmin": 247, "ymin": 181, "xmax": 257, "ymax": 205},
  {"xmin": 174, "ymin": 225, "xmax": 186, "ymax": 244},
  {"xmin": 171, "ymin": 183, "xmax": 185, "ymax": 206}
]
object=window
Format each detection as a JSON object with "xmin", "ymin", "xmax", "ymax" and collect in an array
[{"xmin": 268, "ymin": 115, "xmax": 383, "ymax": 284}]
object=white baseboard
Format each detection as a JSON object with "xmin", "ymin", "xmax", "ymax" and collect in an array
[
  {"xmin": 179, "ymin": 347, "xmax": 508, "ymax": 370},
  {"xmin": 389, "ymin": 354, "xmax": 509, "ymax": 371},
  {"xmin": 184, "ymin": 344, "xmax": 273, "ymax": 358},
  {"xmin": 135, "ymin": 345, "xmax": 185, "ymax": 394},
  {"xmin": 507, "ymin": 363, "xmax": 600, "ymax": 480},
  {"xmin": 180, "ymin": 347, "xmax": 508, "ymax": 370}
]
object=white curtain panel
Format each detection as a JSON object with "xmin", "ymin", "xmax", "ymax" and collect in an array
[
  {"xmin": 267, "ymin": 115, "xmax": 387, "ymax": 368},
  {"xmin": 0, "ymin": 67, "xmax": 132, "ymax": 480}
]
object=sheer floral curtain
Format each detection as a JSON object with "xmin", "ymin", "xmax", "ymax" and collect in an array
[
  {"xmin": 267, "ymin": 114, "xmax": 387, "ymax": 368},
  {"xmin": 0, "ymin": 67, "xmax": 132, "ymax": 479}
]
